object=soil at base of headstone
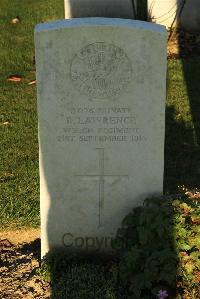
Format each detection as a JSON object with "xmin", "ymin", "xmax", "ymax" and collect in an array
[{"xmin": 0, "ymin": 229, "xmax": 50, "ymax": 299}]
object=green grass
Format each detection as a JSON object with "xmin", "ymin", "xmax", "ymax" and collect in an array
[
  {"xmin": 0, "ymin": 0, "xmax": 200, "ymax": 230},
  {"xmin": 0, "ymin": 0, "xmax": 64, "ymax": 228},
  {"xmin": 165, "ymin": 59, "xmax": 200, "ymax": 192},
  {"xmin": 38, "ymin": 254, "xmax": 127, "ymax": 299}
]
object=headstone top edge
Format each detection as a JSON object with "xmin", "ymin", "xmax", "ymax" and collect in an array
[{"xmin": 35, "ymin": 17, "xmax": 167, "ymax": 35}]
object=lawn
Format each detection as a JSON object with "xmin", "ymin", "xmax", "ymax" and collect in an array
[
  {"xmin": 165, "ymin": 58, "xmax": 200, "ymax": 192},
  {"xmin": 0, "ymin": 1, "xmax": 200, "ymax": 298},
  {"xmin": 0, "ymin": 0, "xmax": 64, "ymax": 228}
]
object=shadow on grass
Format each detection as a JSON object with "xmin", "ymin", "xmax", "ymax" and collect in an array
[
  {"xmin": 181, "ymin": 57, "xmax": 200, "ymax": 146},
  {"xmin": 173, "ymin": 31, "xmax": 200, "ymax": 192},
  {"xmin": 41, "ymin": 252, "xmax": 127, "ymax": 299},
  {"xmin": 164, "ymin": 104, "xmax": 200, "ymax": 193}
]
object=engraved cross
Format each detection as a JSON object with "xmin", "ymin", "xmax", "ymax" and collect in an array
[{"xmin": 76, "ymin": 148, "xmax": 128, "ymax": 227}]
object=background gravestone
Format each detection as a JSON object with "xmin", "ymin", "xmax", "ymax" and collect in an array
[
  {"xmin": 64, "ymin": 0, "xmax": 136, "ymax": 19},
  {"xmin": 148, "ymin": 0, "xmax": 200, "ymax": 31},
  {"xmin": 35, "ymin": 18, "xmax": 167, "ymax": 257}
]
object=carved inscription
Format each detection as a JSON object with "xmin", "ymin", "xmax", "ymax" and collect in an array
[
  {"xmin": 57, "ymin": 106, "xmax": 147, "ymax": 143},
  {"xmin": 76, "ymin": 148, "xmax": 128, "ymax": 227},
  {"xmin": 70, "ymin": 42, "xmax": 132, "ymax": 99}
]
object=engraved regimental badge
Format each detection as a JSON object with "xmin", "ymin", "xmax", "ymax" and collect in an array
[{"xmin": 70, "ymin": 42, "xmax": 133, "ymax": 99}]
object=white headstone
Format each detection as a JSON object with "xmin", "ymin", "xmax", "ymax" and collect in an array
[
  {"xmin": 148, "ymin": 0, "xmax": 180, "ymax": 28},
  {"xmin": 35, "ymin": 18, "xmax": 167, "ymax": 257},
  {"xmin": 148, "ymin": 0, "xmax": 200, "ymax": 31},
  {"xmin": 64, "ymin": 0, "xmax": 136, "ymax": 19}
]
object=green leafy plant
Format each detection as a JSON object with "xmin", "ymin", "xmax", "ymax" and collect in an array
[{"xmin": 114, "ymin": 194, "xmax": 200, "ymax": 298}]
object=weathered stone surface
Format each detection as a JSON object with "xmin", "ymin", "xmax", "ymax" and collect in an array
[
  {"xmin": 35, "ymin": 18, "xmax": 167, "ymax": 257},
  {"xmin": 64, "ymin": 0, "xmax": 136, "ymax": 19}
]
